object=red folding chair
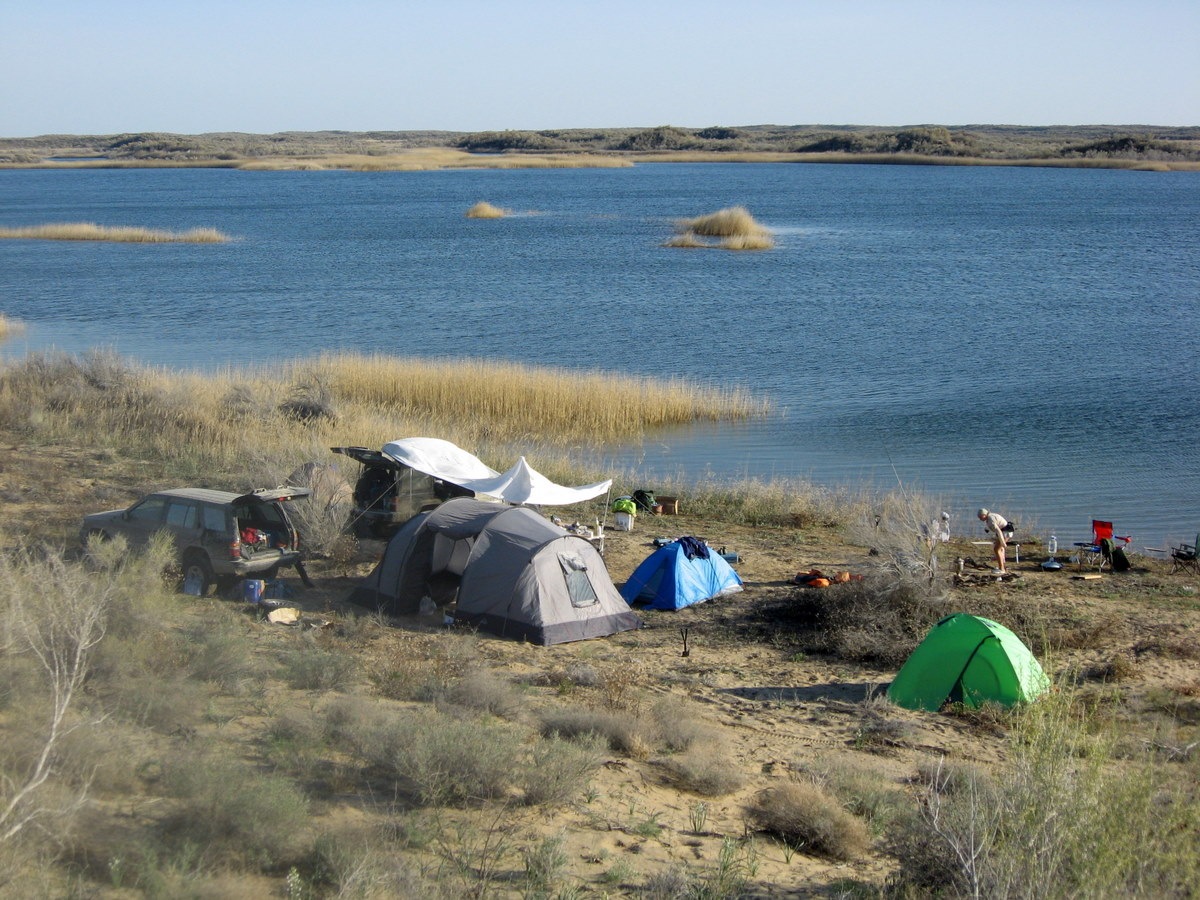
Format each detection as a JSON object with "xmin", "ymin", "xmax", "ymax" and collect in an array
[{"xmin": 1074, "ymin": 520, "xmax": 1131, "ymax": 571}]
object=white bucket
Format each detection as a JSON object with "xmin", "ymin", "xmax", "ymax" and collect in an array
[{"xmin": 614, "ymin": 511, "xmax": 634, "ymax": 531}]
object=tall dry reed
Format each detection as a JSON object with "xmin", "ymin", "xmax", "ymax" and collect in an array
[
  {"xmin": 466, "ymin": 201, "xmax": 509, "ymax": 219},
  {"xmin": 0, "ymin": 350, "xmax": 773, "ymax": 501},
  {"xmin": 0, "ymin": 223, "xmax": 229, "ymax": 243},
  {"xmin": 0, "ymin": 314, "xmax": 24, "ymax": 339},
  {"xmin": 668, "ymin": 206, "xmax": 774, "ymax": 251},
  {"xmin": 289, "ymin": 352, "xmax": 767, "ymax": 441}
]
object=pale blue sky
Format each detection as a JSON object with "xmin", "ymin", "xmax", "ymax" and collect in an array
[{"xmin": 2, "ymin": 0, "xmax": 1196, "ymax": 136}]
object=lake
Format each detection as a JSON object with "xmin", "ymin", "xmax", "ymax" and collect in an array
[{"xmin": 1, "ymin": 162, "xmax": 1197, "ymax": 547}]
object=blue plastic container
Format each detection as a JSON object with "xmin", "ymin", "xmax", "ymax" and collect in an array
[{"xmin": 242, "ymin": 579, "xmax": 265, "ymax": 604}]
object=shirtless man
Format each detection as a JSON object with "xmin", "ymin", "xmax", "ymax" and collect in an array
[{"xmin": 978, "ymin": 507, "xmax": 1010, "ymax": 574}]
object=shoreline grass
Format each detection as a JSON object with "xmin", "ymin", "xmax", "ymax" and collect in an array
[
  {"xmin": 0, "ymin": 314, "xmax": 24, "ymax": 339},
  {"xmin": 0, "ymin": 222, "xmax": 231, "ymax": 243},
  {"xmin": 0, "ymin": 349, "xmax": 788, "ymax": 520},
  {"xmin": 233, "ymin": 149, "xmax": 634, "ymax": 172},
  {"xmin": 5, "ymin": 151, "xmax": 1195, "ymax": 173}
]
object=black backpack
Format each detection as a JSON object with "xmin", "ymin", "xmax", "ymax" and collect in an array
[{"xmin": 632, "ymin": 489, "xmax": 657, "ymax": 512}]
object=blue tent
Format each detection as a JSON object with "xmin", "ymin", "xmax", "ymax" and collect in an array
[{"xmin": 620, "ymin": 539, "xmax": 743, "ymax": 610}]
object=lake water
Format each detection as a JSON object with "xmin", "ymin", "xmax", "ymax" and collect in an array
[{"xmin": 1, "ymin": 163, "xmax": 1197, "ymax": 547}]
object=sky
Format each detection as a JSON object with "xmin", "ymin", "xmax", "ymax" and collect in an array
[{"xmin": 2, "ymin": 0, "xmax": 1197, "ymax": 136}]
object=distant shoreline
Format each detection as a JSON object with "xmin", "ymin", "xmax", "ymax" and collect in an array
[{"xmin": 2, "ymin": 124, "xmax": 1198, "ymax": 172}]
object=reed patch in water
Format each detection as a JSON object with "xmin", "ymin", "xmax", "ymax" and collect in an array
[
  {"xmin": 667, "ymin": 206, "xmax": 774, "ymax": 251},
  {"xmin": 0, "ymin": 222, "xmax": 230, "ymax": 243},
  {"xmin": 466, "ymin": 201, "xmax": 510, "ymax": 219}
]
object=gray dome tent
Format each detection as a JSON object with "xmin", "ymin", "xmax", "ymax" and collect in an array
[{"xmin": 348, "ymin": 498, "xmax": 640, "ymax": 645}]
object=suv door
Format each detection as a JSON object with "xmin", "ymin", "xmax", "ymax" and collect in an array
[
  {"xmin": 120, "ymin": 494, "xmax": 169, "ymax": 548},
  {"xmin": 163, "ymin": 497, "xmax": 207, "ymax": 558},
  {"xmin": 198, "ymin": 502, "xmax": 232, "ymax": 567}
]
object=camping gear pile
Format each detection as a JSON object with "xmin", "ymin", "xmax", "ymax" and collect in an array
[
  {"xmin": 611, "ymin": 497, "xmax": 637, "ymax": 531},
  {"xmin": 793, "ymin": 569, "xmax": 861, "ymax": 588}
]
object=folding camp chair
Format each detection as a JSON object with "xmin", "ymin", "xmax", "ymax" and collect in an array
[
  {"xmin": 1074, "ymin": 520, "xmax": 1131, "ymax": 571},
  {"xmin": 1170, "ymin": 534, "xmax": 1200, "ymax": 575}
]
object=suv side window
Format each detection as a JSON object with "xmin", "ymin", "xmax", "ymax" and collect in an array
[
  {"xmin": 201, "ymin": 505, "xmax": 226, "ymax": 533},
  {"xmin": 166, "ymin": 501, "xmax": 198, "ymax": 529},
  {"xmin": 128, "ymin": 496, "xmax": 167, "ymax": 523}
]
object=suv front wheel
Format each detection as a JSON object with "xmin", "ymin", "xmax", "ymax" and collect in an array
[{"xmin": 181, "ymin": 552, "xmax": 215, "ymax": 597}]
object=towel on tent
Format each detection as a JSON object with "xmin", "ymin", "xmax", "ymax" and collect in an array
[{"xmin": 676, "ymin": 536, "xmax": 709, "ymax": 560}]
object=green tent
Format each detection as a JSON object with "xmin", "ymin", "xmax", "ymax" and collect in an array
[{"xmin": 887, "ymin": 613, "xmax": 1050, "ymax": 711}]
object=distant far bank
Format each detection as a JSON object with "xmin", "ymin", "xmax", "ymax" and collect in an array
[{"xmin": 2, "ymin": 124, "xmax": 1198, "ymax": 172}]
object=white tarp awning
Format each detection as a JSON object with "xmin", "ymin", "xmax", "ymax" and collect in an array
[
  {"xmin": 382, "ymin": 437, "xmax": 500, "ymax": 483},
  {"xmin": 457, "ymin": 457, "xmax": 612, "ymax": 506},
  {"xmin": 380, "ymin": 439, "xmax": 611, "ymax": 506}
]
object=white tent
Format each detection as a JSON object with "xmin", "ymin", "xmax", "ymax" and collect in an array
[{"xmin": 458, "ymin": 457, "xmax": 612, "ymax": 506}]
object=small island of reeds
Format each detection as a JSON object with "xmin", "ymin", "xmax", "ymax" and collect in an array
[
  {"xmin": 666, "ymin": 206, "xmax": 775, "ymax": 251},
  {"xmin": 0, "ymin": 222, "xmax": 230, "ymax": 243},
  {"xmin": 465, "ymin": 201, "xmax": 510, "ymax": 219}
]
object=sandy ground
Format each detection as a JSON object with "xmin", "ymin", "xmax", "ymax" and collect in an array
[{"xmin": 3, "ymin": 439, "xmax": 1199, "ymax": 895}]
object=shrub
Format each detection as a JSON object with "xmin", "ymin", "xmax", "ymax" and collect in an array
[
  {"xmin": 443, "ymin": 667, "xmax": 524, "ymax": 720},
  {"xmin": 0, "ymin": 538, "xmax": 128, "ymax": 847},
  {"xmin": 160, "ymin": 753, "xmax": 310, "ymax": 866},
  {"xmin": 520, "ymin": 733, "xmax": 605, "ymax": 806},
  {"xmin": 799, "ymin": 755, "xmax": 906, "ymax": 834},
  {"xmin": 747, "ymin": 782, "xmax": 870, "ymax": 860},
  {"xmin": 539, "ymin": 706, "xmax": 655, "ymax": 758},
  {"xmin": 762, "ymin": 575, "xmax": 949, "ymax": 666},
  {"xmin": 892, "ymin": 690, "xmax": 1200, "ymax": 897},
  {"xmin": 658, "ymin": 740, "xmax": 745, "ymax": 796},
  {"xmin": 619, "ymin": 126, "xmax": 699, "ymax": 151},
  {"xmin": 360, "ymin": 708, "xmax": 528, "ymax": 806},
  {"xmin": 278, "ymin": 632, "xmax": 357, "ymax": 692},
  {"xmin": 368, "ymin": 633, "xmax": 477, "ymax": 702},
  {"xmin": 522, "ymin": 830, "xmax": 568, "ymax": 895}
]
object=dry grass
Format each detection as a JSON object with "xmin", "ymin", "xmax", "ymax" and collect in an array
[
  {"xmin": 0, "ymin": 314, "xmax": 24, "ymax": 339},
  {"xmin": 747, "ymin": 782, "xmax": 871, "ymax": 860},
  {"xmin": 667, "ymin": 206, "xmax": 775, "ymax": 251},
  {"xmin": 465, "ymin": 201, "xmax": 510, "ymax": 219},
  {"xmin": 0, "ymin": 222, "xmax": 230, "ymax": 243},
  {"xmin": 235, "ymin": 149, "xmax": 633, "ymax": 172},
  {"xmin": 290, "ymin": 352, "xmax": 768, "ymax": 441},
  {"xmin": 0, "ymin": 350, "xmax": 768, "ymax": 493}
]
